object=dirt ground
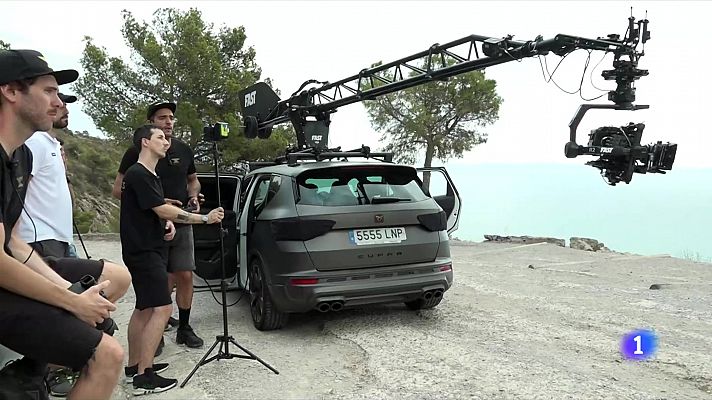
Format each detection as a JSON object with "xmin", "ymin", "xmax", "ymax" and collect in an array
[{"xmin": 75, "ymin": 236, "xmax": 712, "ymax": 400}]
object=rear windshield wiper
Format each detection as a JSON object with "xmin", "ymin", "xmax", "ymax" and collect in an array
[{"xmin": 371, "ymin": 197, "xmax": 412, "ymax": 204}]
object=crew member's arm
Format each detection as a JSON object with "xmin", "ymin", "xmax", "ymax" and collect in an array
[
  {"xmin": 187, "ymin": 173, "xmax": 201, "ymax": 199},
  {"xmin": 153, "ymin": 204, "xmax": 223, "ymax": 225},
  {"xmin": 186, "ymin": 152, "xmax": 201, "ymax": 210},
  {"xmin": 112, "ymin": 147, "xmax": 137, "ymax": 200},
  {"xmin": 128, "ymin": 165, "xmax": 223, "ymax": 224},
  {"xmin": 111, "ymin": 172, "xmax": 124, "ymax": 200},
  {"xmin": 0, "ymin": 223, "xmax": 114, "ymax": 325}
]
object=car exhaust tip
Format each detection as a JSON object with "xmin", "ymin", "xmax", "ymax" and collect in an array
[
  {"xmin": 433, "ymin": 289, "xmax": 443, "ymax": 298},
  {"xmin": 423, "ymin": 291, "xmax": 434, "ymax": 300},
  {"xmin": 330, "ymin": 301, "xmax": 344, "ymax": 312},
  {"xmin": 316, "ymin": 302, "xmax": 331, "ymax": 312}
]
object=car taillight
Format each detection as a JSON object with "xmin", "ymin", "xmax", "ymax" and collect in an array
[
  {"xmin": 270, "ymin": 217, "xmax": 336, "ymax": 241},
  {"xmin": 417, "ymin": 211, "xmax": 447, "ymax": 231},
  {"xmin": 290, "ymin": 278, "xmax": 319, "ymax": 285},
  {"xmin": 438, "ymin": 263, "xmax": 452, "ymax": 272}
]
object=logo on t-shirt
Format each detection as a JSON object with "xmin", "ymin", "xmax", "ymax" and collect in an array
[
  {"xmin": 170, "ymin": 157, "xmax": 181, "ymax": 166},
  {"xmin": 51, "ymin": 152, "xmax": 57, "ymax": 157},
  {"xmin": 15, "ymin": 175, "xmax": 25, "ymax": 191}
]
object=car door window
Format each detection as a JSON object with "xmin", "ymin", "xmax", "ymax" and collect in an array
[
  {"xmin": 251, "ymin": 175, "xmax": 282, "ymax": 218},
  {"xmin": 239, "ymin": 175, "xmax": 254, "ymax": 211}
]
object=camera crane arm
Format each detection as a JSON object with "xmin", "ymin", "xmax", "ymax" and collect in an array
[{"xmin": 238, "ymin": 16, "xmax": 676, "ymax": 185}]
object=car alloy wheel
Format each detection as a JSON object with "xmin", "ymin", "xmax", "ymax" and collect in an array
[{"xmin": 249, "ymin": 259, "xmax": 265, "ymax": 324}]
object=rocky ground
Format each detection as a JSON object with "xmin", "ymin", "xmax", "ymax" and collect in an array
[{"xmin": 74, "ymin": 236, "xmax": 712, "ymax": 400}]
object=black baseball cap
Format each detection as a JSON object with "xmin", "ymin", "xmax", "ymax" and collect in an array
[
  {"xmin": 146, "ymin": 101, "xmax": 176, "ymax": 120},
  {"xmin": 59, "ymin": 93, "xmax": 77, "ymax": 103},
  {"xmin": 0, "ymin": 49, "xmax": 78, "ymax": 86}
]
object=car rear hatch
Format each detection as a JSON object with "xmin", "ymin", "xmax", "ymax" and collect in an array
[{"xmin": 289, "ymin": 164, "xmax": 447, "ymax": 271}]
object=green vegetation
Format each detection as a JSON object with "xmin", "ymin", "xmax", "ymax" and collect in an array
[
  {"xmin": 73, "ymin": 7, "xmax": 294, "ymax": 163},
  {"xmin": 364, "ymin": 60, "xmax": 502, "ymax": 190},
  {"xmin": 59, "ymin": 129, "xmax": 124, "ymax": 233}
]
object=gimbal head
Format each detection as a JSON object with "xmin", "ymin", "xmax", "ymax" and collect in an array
[{"xmin": 564, "ymin": 15, "xmax": 677, "ymax": 185}]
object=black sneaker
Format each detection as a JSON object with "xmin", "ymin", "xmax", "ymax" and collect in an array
[
  {"xmin": 46, "ymin": 367, "xmax": 79, "ymax": 397},
  {"xmin": 154, "ymin": 336, "xmax": 165, "ymax": 357},
  {"xmin": 124, "ymin": 363, "xmax": 169, "ymax": 384},
  {"xmin": 176, "ymin": 325, "xmax": 204, "ymax": 348},
  {"xmin": 164, "ymin": 316, "xmax": 179, "ymax": 332},
  {"xmin": 132, "ymin": 368, "xmax": 176, "ymax": 396}
]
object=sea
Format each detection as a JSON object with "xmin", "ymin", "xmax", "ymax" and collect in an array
[{"xmin": 439, "ymin": 163, "xmax": 711, "ymax": 262}]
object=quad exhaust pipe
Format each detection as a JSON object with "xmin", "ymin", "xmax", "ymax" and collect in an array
[
  {"xmin": 316, "ymin": 300, "xmax": 345, "ymax": 312},
  {"xmin": 315, "ymin": 290, "xmax": 442, "ymax": 312}
]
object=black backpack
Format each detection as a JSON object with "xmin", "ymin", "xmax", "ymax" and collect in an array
[{"xmin": 0, "ymin": 357, "xmax": 49, "ymax": 400}]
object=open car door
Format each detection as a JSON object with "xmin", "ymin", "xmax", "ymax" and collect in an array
[
  {"xmin": 191, "ymin": 173, "xmax": 242, "ymax": 292},
  {"xmin": 416, "ymin": 167, "xmax": 462, "ymax": 235}
]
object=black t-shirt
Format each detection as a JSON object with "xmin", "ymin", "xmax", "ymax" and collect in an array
[
  {"xmin": 118, "ymin": 138, "xmax": 196, "ymax": 205},
  {"xmin": 0, "ymin": 145, "xmax": 33, "ymax": 255},
  {"xmin": 120, "ymin": 163, "xmax": 167, "ymax": 255}
]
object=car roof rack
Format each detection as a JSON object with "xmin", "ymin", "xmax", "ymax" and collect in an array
[{"xmin": 248, "ymin": 145, "xmax": 394, "ymax": 171}]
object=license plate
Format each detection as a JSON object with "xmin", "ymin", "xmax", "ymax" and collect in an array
[{"xmin": 349, "ymin": 227, "xmax": 407, "ymax": 245}]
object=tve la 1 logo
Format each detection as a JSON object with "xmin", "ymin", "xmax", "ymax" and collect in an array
[{"xmin": 620, "ymin": 329, "xmax": 658, "ymax": 360}]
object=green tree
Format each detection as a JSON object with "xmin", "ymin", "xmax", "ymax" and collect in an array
[
  {"xmin": 73, "ymin": 8, "xmax": 293, "ymax": 164},
  {"xmin": 0, "ymin": 40, "xmax": 10, "ymax": 50},
  {"xmin": 364, "ymin": 61, "xmax": 502, "ymax": 189}
]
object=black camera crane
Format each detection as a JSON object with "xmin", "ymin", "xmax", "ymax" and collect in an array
[{"xmin": 238, "ymin": 15, "xmax": 676, "ymax": 185}]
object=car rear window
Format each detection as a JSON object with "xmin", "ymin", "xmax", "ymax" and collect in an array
[{"xmin": 296, "ymin": 165, "xmax": 428, "ymax": 206}]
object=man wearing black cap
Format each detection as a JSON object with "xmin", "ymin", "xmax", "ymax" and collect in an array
[
  {"xmin": 18, "ymin": 92, "xmax": 78, "ymax": 259},
  {"xmin": 113, "ymin": 101, "xmax": 205, "ymax": 352},
  {"xmin": 16, "ymin": 91, "xmax": 84, "ymax": 396},
  {"xmin": 0, "ymin": 49, "xmax": 131, "ymax": 400}
]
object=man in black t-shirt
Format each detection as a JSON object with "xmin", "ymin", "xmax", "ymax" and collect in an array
[
  {"xmin": 120, "ymin": 125, "xmax": 224, "ymax": 395},
  {"xmin": 112, "ymin": 102, "xmax": 206, "ymax": 350},
  {"xmin": 0, "ymin": 49, "xmax": 131, "ymax": 400}
]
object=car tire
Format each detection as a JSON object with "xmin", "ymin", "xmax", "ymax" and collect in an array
[
  {"xmin": 404, "ymin": 294, "xmax": 443, "ymax": 310},
  {"xmin": 248, "ymin": 258, "xmax": 288, "ymax": 331}
]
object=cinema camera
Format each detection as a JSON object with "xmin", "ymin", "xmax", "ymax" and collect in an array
[
  {"xmin": 203, "ymin": 122, "xmax": 230, "ymax": 142},
  {"xmin": 575, "ymin": 123, "xmax": 677, "ymax": 185}
]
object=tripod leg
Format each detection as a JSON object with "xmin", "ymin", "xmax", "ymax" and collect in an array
[
  {"xmin": 180, "ymin": 338, "xmax": 222, "ymax": 388},
  {"xmin": 73, "ymin": 220, "xmax": 91, "ymax": 259},
  {"xmin": 228, "ymin": 337, "xmax": 279, "ymax": 374}
]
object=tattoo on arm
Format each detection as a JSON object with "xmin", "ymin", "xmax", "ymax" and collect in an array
[{"xmin": 176, "ymin": 211, "xmax": 192, "ymax": 223}]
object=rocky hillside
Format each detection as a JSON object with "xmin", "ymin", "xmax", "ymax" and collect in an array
[{"xmin": 58, "ymin": 129, "xmax": 124, "ymax": 233}]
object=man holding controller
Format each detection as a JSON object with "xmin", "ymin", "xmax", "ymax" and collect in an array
[{"xmin": 0, "ymin": 48, "xmax": 131, "ymax": 400}]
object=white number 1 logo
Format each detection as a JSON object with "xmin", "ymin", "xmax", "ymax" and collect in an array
[{"xmin": 633, "ymin": 335, "xmax": 644, "ymax": 355}]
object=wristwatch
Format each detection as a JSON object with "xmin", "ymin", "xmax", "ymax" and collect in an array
[{"xmin": 201, "ymin": 214, "xmax": 209, "ymax": 224}]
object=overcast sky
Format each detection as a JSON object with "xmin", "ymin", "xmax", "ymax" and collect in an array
[{"xmin": 2, "ymin": 1, "xmax": 709, "ymax": 168}]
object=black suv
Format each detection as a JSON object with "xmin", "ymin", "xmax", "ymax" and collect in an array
[{"xmin": 192, "ymin": 161, "xmax": 460, "ymax": 330}]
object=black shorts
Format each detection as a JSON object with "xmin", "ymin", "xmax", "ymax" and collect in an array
[
  {"xmin": 123, "ymin": 250, "xmax": 171, "ymax": 310},
  {"xmin": 29, "ymin": 239, "xmax": 71, "ymax": 258},
  {"xmin": 166, "ymin": 225, "xmax": 196, "ymax": 273},
  {"xmin": 0, "ymin": 257, "xmax": 105, "ymax": 371}
]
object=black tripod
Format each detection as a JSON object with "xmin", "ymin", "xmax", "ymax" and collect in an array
[{"xmin": 181, "ymin": 140, "xmax": 279, "ymax": 388}]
